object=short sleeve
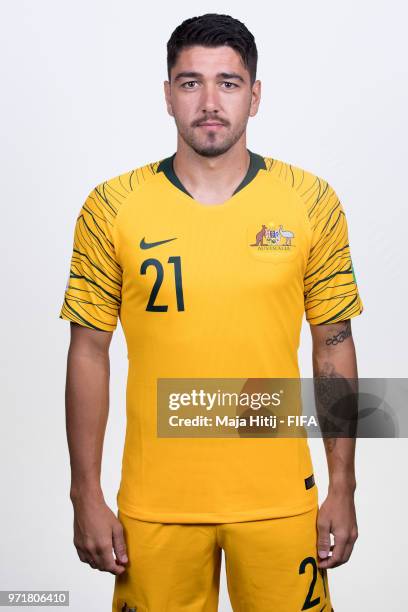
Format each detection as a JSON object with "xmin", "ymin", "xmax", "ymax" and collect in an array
[
  {"xmin": 304, "ymin": 182, "xmax": 364, "ymax": 325},
  {"xmin": 59, "ymin": 185, "xmax": 122, "ymax": 331}
]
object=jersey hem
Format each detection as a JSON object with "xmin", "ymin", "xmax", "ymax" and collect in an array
[
  {"xmin": 305, "ymin": 298, "xmax": 364, "ymax": 325},
  {"xmin": 117, "ymin": 499, "xmax": 319, "ymax": 524}
]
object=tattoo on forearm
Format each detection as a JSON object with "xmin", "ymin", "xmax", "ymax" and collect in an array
[
  {"xmin": 313, "ymin": 361, "xmax": 358, "ymax": 448},
  {"xmin": 325, "ymin": 320, "xmax": 351, "ymax": 346}
]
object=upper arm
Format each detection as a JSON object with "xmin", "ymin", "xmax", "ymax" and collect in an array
[
  {"xmin": 69, "ymin": 321, "xmax": 113, "ymax": 355},
  {"xmin": 309, "ymin": 319, "xmax": 353, "ymax": 351},
  {"xmin": 59, "ymin": 185, "xmax": 122, "ymax": 332},
  {"xmin": 304, "ymin": 181, "xmax": 364, "ymax": 325}
]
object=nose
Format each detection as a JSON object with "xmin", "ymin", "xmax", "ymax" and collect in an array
[{"xmin": 200, "ymin": 83, "xmax": 220, "ymax": 114}]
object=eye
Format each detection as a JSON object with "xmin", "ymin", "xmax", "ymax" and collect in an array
[
  {"xmin": 181, "ymin": 81, "xmax": 198, "ymax": 89},
  {"xmin": 221, "ymin": 81, "xmax": 238, "ymax": 89}
]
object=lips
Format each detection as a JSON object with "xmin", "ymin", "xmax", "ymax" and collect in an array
[{"xmin": 197, "ymin": 122, "xmax": 225, "ymax": 128}]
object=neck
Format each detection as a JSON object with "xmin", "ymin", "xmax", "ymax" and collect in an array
[{"xmin": 173, "ymin": 136, "xmax": 250, "ymax": 205}]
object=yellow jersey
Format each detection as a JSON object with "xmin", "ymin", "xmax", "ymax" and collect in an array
[{"xmin": 59, "ymin": 150, "xmax": 364, "ymax": 523}]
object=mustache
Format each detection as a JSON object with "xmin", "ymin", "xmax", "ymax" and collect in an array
[{"xmin": 192, "ymin": 117, "xmax": 229, "ymax": 127}]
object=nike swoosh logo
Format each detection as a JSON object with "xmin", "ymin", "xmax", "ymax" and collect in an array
[{"xmin": 140, "ymin": 237, "xmax": 177, "ymax": 249}]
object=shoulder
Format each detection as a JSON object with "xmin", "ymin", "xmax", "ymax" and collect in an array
[
  {"xmin": 81, "ymin": 157, "xmax": 165, "ymax": 224},
  {"xmin": 94, "ymin": 157, "xmax": 164, "ymax": 205},
  {"xmin": 261, "ymin": 155, "xmax": 342, "ymax": 222}
]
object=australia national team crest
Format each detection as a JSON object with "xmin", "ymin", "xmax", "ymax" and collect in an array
[
  {"xmin": 249, "ymin": 222, "xmax": 295, "ymax": 250},
  {"xmin": 247, "ymin": 221, "xmax": 298, "ymax": 263}
]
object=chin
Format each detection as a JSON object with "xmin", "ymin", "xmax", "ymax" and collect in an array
[
  {"xmin": 192, "ymin": 141, "xmax": 233, "ymax": 158},
  {"xmin": 195, "ymin": 148, "xmax": 226, "ymax": 158}
]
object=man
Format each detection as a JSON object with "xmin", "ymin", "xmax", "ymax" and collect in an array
[{"xmin": 59, "ymin": 13, "xmax": 363, "ymax": 612}]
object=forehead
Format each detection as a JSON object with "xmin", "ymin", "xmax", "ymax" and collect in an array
[{"xmin": 172, "ymin": 45, "xmax": 247, "ymax": 76}]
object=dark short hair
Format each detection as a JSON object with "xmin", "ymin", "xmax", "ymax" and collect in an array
[{"xmin": 167, "ymin": 13, "xmax": 258, "ymax": 85}]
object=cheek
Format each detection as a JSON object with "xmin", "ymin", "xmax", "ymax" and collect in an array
[
  {"xmin": 172, "ymin": 99, "xmax": 195, "ymax": 125},
  {"xmin": 227, "ymin": 93, "xmax": 251, "ymax": 120},
  {"xmin": 229, "ymin": 107, "xmax": 250, "ymax": 132}
]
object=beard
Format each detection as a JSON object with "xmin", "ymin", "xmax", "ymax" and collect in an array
[{"xmin": 174, "ymin": 115, "xmax": 249, "ymax": 158}]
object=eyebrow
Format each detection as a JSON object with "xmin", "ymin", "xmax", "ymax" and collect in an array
[{"xmin": 173, "ymin": 71, "xmax": 245, "ymax": 83}]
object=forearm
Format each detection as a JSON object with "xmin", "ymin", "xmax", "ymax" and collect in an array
[
  {"xmin": 65, "ymin": 337, "xmax": 110, "ymax": 502},
  {"xmin": 312, "ymin": 320, "xmax": 358, "ymax": 493}
]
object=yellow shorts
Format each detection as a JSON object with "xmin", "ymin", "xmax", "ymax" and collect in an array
[{"xmin": 112, "ymin": 505, "xmax": 334, "ymax": 612}]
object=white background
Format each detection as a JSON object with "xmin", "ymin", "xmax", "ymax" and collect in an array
[{"xmin": 1, "ymin": 0, "xmax": 407, "ymax": 610}]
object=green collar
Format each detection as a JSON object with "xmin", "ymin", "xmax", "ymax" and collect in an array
[{"xmin": 157, "ymin": 149, "xmax": 266, "ymax": 198}]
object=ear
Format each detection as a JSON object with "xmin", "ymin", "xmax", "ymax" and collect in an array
[
  {"xmin": 249, "ymin": 79, "xmax": 261, "ymax": 117},
  {"xmin": 164, "ymin": 80, "xmax": 174, "ymax": 117}
]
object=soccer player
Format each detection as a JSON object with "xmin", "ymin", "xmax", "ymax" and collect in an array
[{"xmin": 59, "ymin": 13, "xmax": 363, "ymax": 612}]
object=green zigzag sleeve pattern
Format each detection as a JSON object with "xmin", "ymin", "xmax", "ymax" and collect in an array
[
  {"xmin": 264, "ymin": 157, "xmax": 364, "ymax": 325},
  {"xmin": 59, "ymin": 183, "xmax": 124, "ymax": 331},
  {"xmin": 59, "ymin": 161, "xmax": 162, "ymax": 331}
]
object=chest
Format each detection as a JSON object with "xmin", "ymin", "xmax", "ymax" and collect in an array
[{"xmin": 115, "ymin": 190, "xmax": 311, "ymax": 313}]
